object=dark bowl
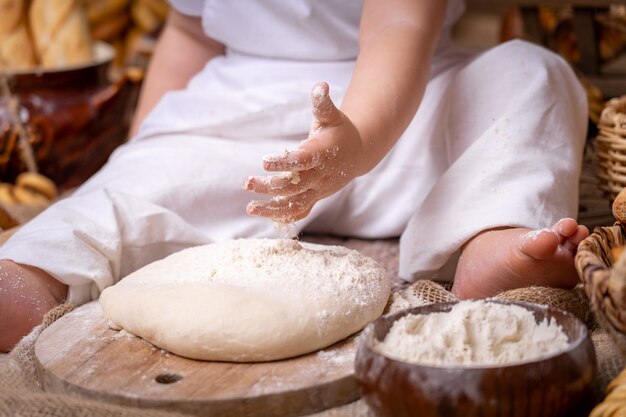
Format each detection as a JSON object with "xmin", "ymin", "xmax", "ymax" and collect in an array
[
  {"xmin": 354, "ymin": 300, "xmax": 596, "ymax": 417},
  {"xmin": 0, "ymin": 42, "xmax": 141, "ymax": 190}
]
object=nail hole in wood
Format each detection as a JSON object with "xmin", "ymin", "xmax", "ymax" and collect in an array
[{"xmin": 155, "ymin": 373, "xmax": 183, "ymax": 384}]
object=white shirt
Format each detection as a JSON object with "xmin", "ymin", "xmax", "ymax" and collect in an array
[{"xmin": 168, "ymin": 0, "xmax": 466, "ymax": 61}]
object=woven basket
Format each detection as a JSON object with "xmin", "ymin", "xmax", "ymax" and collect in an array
[
  {"xmin": 576, "ymin": 222, "xmax": 626, "ymax": 356},
  {"xmin": 596, "ymin": 96, "xmax": 626, "ymax": 201},
  {"xmin": 591, "ymin": 364, "xmax": 626, "ymax": 417}
]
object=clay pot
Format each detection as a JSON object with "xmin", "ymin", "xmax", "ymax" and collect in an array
[
  {"xmin": 0, "ymin": 43, "xmax": 142, "ymax": 191},
  {"xmin": 355, "ymin": 300, "xmax": 597, "ymax": 417}
]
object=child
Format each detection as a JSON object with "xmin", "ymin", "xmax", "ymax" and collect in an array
[{"xmin": 0, "ymin": 0, "xmax": 589, "ymax": 351}]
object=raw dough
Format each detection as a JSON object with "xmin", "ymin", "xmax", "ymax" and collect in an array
[{"xmin": 100, "ymin": 238, "xmax": 390, "ymax": 362}]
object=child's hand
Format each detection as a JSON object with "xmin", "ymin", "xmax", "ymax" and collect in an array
[{"xmin": 244, "ymin": 82, "xmax": 366, "ymax": 223}]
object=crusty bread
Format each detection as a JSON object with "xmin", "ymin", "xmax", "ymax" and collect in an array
[
  {"xmin": 613, "ymin": 187, "xmax": 626, "ymax": 224},
  {"xmin": 0, "ymin": 0, "xmax": 37, "ymax": 69},
  {"xmin": 0, "ymin": 0, "xmax": 23, "ymax": 34},
  {"xmin": 29, "ymin": 0, "xmax": 93, "ymax": 68},
  {"xmin": 16, "ymin": 172, "xmax": 58, "ymax": 200}
]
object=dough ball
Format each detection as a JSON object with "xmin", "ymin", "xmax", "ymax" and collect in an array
[{"xmin": 99, "ymin": 238, "xmax": 390, "ymax": 362}]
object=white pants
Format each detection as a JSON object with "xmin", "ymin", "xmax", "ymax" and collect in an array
[{"xmin": 0, "ymin": 40, "xmax": 587, "ymax": 304}]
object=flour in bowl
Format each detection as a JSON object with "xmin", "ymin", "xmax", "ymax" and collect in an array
[{"xmin": 375, "ymin": 300, "xmax": 569, "ymax": 367}]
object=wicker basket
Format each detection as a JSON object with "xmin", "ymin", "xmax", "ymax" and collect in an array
[
  {"xmin": 576, "ymin": 222, "xmax": 626, "ymax": 356},
  {"xmin": 591, "ymin": 364, "xmax": 626, "ymax": 417},
  {"xmin": 596, "ymin": 96, "xmax": 626, "ymax": 201}
]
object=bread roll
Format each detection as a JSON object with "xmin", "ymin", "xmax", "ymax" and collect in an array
[
  {"xmin": 16, "ymin": 172, "xmax": 58, "ymax": 200},
  {"xmin": 12, "ymin": 184, "xmax": 49, "ymax": 205},
  {"xmin": 613, "ymin": 187, "xmax": 626, "ymax": 224},
  {"xmin": 30, "ymin": 0, "xmax": 93, "ymax": 68},
  {"xmin": 0, "ymin": 0, "xmax": 37, "ymax": 69}
]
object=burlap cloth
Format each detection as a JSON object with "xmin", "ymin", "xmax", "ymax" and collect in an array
[
  {"xmin": 0, "ymin": 278, "xmax": 621, "ymax": 417},
  {"xmin": 0, "ymin": 235, "xmax": 621, "ymax": 416}
]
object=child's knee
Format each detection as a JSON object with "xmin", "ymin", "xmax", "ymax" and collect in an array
[{"xmin": 0, "ymin": 260, "xmax": 66, "ymax": 352}]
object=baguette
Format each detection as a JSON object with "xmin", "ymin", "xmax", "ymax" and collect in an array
[
  {"xmin": 30, "ymin": 0, "xmax": 93, "ymax": 68},
  {"xmin": 0, "ymin": 0, "xmax": 37, "ymax": 69},
  {"xmin": 90, "ymin": 10, "xmax": 129, "ymax": 41},
  {"xmin": 131, "ymin": 0, "xmax": 161, "ymax": 33},
  {"xmin": 87, "ymin": 0, "xmax": 130, "ymax": 27},
  {"xmin": 137, "ymin": 0, "xmax": 169, "ymax": 21}
]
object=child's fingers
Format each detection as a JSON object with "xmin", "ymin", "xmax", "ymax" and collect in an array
[
  {"xmin": 263, "ymin": 141, "xmax": 322, "ymax": 172},
  {"xmin": 243, "ymin": 170, "xmax": 313, "ymax": 196},
  {"xmin": 246, "ymin": 189, "xmax": 317, "ymax": 222},
  {"xmin": 310, "ymin": 82, "xmax": 341, "ymax": 126}
]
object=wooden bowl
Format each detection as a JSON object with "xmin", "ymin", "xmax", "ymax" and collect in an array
[{"xmin": 354, "ymin": 300, "xmax": 596, "ymax": 417}]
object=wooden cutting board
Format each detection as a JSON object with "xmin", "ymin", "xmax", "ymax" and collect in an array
[{"xmin": 34, "ymin": 302, "xmax": 360, "ymax": 417}]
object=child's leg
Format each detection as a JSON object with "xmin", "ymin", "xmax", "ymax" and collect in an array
[
  {"xmin": 394, "ymin": 40, "xmax": 588, "ymax": 291},
  {"xmin": 0, "ymin": 136, "xmax": 283, "ymax": 302},
  {"xmin": 0, "ymin": 136, "xmax": 269, "ymax": 350},
  {"xmin": 0, "ymin": 260, "xmax": 67, "ymax": 351},
  {"xmin": 452, "ymin": 219, "xmax": 589, "ymax": 299}
]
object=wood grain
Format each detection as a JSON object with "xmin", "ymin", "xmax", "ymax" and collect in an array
[{"xmin": 34, "ymin": 302, "xmax": 360, "ymax": 417}]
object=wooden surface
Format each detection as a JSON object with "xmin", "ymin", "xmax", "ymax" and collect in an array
[{"xmin": 34, "ymin": 302, "xmax": 360, "ymax": 417}]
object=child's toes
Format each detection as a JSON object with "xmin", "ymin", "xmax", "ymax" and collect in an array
[
  {"xmin": 552, "ymin": 218, "xmax": 578, "ymax": 239},
  {"xmin": 562, "ymin": 225, "xmax": 589, "ymax": 251},
  {"xmin": 519, "ymin": 228, "xmax": 560, "ymax": 260}
]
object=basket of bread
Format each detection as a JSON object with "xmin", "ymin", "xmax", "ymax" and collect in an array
[
  {"xmin": 575, "ymin": 187, "xmax": 626, "ymax": 416},
  {"xmin": 596, "ymin": 96, "xmax": 626, "ymax": 202},
  {"xmin": 0, "ymin": 172, "xmax": 58, "ymax": 230},
  {"xmin": 0, "ymin": 0, "xmax": 168, "ymax": 71},
  {"xmin": 0, "ymin": 0, "xmax": 168, "ymax": 228},
  {"xmin": 576, "ymin": 187, "xmax": 626, "ymax": 356}
]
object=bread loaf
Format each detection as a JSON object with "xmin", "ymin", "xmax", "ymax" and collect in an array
[
  {"xmin": 29, "ymin": 0, "xmax": 93, "ymax": 68},
  {"xmin": 0, "ymin": 0, "xmax": 37, "ymax": 69}
]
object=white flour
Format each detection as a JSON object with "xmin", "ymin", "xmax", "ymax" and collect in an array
[{"xmin": 376, "ymin": 300, "xmax": 570, "ymax": 367}]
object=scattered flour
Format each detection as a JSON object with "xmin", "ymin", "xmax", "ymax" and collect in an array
[
  {"xmin": 316, "ymin": 348, "xmax": 354, "ymax": 366},
  {"xmin": 385, "ymin": 287, "xmax": 429, "ymax": 314},
  {"xmin": 111, "ymin": 329, "xmax": 135, "ymax": 340},
  {"xmin": 521, "ymin": 228, "xmax": 555, "ymax": 246},
  {"xmin": 282, "ymin": 171, "xmax": 301, "ymax": 185},
  {"xmin": 273, "ymin": 221, "xmax": 299, "ymax": 239},
  {"xmin": 376, "ymin": 300, "xmax": 570, "ymax": 367},
  {"xmin": 262, "ymin": 149, "xmax": 290, "ymax": 164},
  {"xmin": 312, "ymin": 84, "xmax": 326, "ymax": 98}
]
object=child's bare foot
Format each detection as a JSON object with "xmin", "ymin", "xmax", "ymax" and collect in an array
[
  {"xmin": 452, "ymin": 218, "xmax": 589, "ymax": 300},
  {"xmin": 0, "ymin": 260, "xmax": 67, "ymax": 352}
]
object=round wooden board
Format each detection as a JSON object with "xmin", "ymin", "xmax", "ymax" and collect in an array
[{"xmin": 34, "ymin": 302, "xmax": 360, "ymax": 417}]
